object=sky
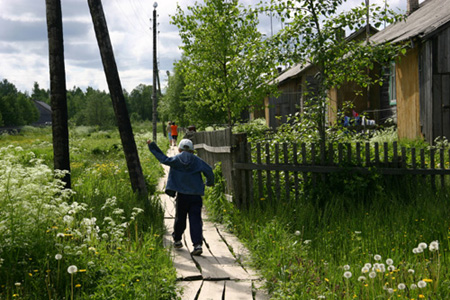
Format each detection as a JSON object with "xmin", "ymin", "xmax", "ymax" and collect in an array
[{"xmin": 0, "ymin": 0, "xmax": 408, "ymax": 95}]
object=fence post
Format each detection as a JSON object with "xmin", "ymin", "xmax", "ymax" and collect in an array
[{"xmin": 231, "ymin": 133, "xmax": 248, "ymax": 208}]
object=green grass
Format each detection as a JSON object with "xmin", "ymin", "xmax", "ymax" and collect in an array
[
  {"xmin": 205, "ymin": 162, "xmax": 450, "ymax": 299},
  {"xmin": 0, "ymin": 124, "xmax": 177, "ymax": 299}
]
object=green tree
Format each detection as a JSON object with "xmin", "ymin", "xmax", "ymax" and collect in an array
[
  {"xmin": 128, "ymin": 84, "xmax": 153, "ymax": 121},
  {"xmin": 158, "ymin": 59, "xmax": 190, "ymax": 128},
  {"xmin": 31, "ymin": 82, "xmax": 50, "ymax": 104},
  {"xmin": 172, "ymin": 0, "xmax": 279, "ymax": 127},
  {"xmin": 83, "ymin": 88, "xmax": 115, "ymax": 127},
  {"xmin": 266, "ymin": 0, "xmax": 405, "ymax": 144}
]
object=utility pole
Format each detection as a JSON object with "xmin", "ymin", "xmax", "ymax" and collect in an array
[{"xmin": 152, "ymin": 2, "xmax": 158, "ymax": 142}]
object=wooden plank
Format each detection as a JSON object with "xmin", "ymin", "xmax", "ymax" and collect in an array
[
  {"xmin": 178, "ymin": 281, "xmax": 202, "ymax": 300},
  {"xmin": 197, "ymin": 281, "xmax": 225, "ymax": 300},
  {"xmin": 265, "ymin": 143, "xmax": 272, "ymax": 202},
  {"xmin": 293, "ymin": 143, "xmax": 299, "ymax": 201},
  {"xmin": 275, "ymin": 143, "xmax": 281, "ymax": 201},
  {"xmin": 442, "ymin": 75, "xmax": 450, "ymax": 138},
  {"xmin": 283, "ymin": 143, "xmax": 290, "ymax": 201},
  {"xmin": 225, "ymin": 280, "xmax": 253, "ymax": 300},
  {"xmin": 161, "ymin": 193, "xmax": 176, "ymax": 218},
  {"xmin": 256, "ymin": 143, "xmax": 263, "ymax": 201}
]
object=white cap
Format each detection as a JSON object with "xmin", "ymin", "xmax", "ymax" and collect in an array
[{"xmin": 178, "ymin": 139, "xmax": 194, "ymax": 151}]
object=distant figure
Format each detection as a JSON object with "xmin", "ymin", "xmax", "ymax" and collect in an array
[
  {"xmin": 170, "ymin": 122, "xmax": 178, "ymax": 147},
  {"xmin": 146, "ymin": 138, "xmax": 214, "ymax": 256},
  {"xmin": 166, "ymin": 121, "xmax": 172, "ymax": 146},
  {"xmin": 183, "ymin": 125, "xmax": 197, "ymax": 144}
]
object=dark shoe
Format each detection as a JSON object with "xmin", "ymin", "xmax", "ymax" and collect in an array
[
  {"xmin": 191, "ymin": 244, "xmax": 203, "ymax": 256},
  {"xmin": 174, "ymin": 240, "xmax": 183, "ymax": 249}
]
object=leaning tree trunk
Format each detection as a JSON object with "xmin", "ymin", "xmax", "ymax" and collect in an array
[
  {"xmin": 88, "ymin": 0, "xmax": 148, "ymax": 195},
  {"xmin": 45, "ymin": 0, "xmax": 71, "ymax": 189}
]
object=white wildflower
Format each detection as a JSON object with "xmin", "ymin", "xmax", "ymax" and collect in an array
[
  {"xmin": 67, "ymin": 265, "xmax": 78, "ymax": 274},
  {"xmin": 374, "ymin": 254, "xmax": 381, "ymax": 261},
  {"xmin": 418, "ymin": 280, "xmax": 427, "ymax": 288},
  {"xmin": 343, "ymin": 265, "xmax": 350, "ymax": 271},
  {"xmin": 418, "ymin": 242, "xmax": 427, "ymax": 250},
  {"xmin": 55, "ymin": 254, "xmax": 62, "ymax": 260},
  {"xmin": 386, "ymin": 258, "xmax": 393, "ymax": 265},
  {"xmin": 343, "ymin": 271, "xmax": 352, "ymax": 279},
  {"xmin": 398, "ymin": 283, "xmax": 406, "ymax": 290}
]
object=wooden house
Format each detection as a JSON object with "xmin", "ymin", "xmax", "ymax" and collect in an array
[
  {"xmin": 32, "ymin": 100, "xmax": 52, "ymax": 126},
  {"xmin": 261, "ymin": 26, "xmax": 380, "ymax": 129},
  {"xmin": 371, "ymin": 0, "xmax": 450, "ymax": 143}
]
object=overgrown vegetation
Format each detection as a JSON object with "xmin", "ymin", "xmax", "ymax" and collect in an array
[
  {"xmin": 205, "ymin": 121, "xmax": 450, "ymax": 299},
  {"xmin": 0, "ymin": 125, "xmax": 177, "ymax": 299}
]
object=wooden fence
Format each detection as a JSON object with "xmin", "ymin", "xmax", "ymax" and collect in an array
[{"xmin": 194, "ymin": 129, "xmax": 450, "ymax": 207}]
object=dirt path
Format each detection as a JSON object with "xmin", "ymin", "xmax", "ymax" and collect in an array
[{"xmin": 158, "ymin": 147, "xmax": 268, "ymax": 300}]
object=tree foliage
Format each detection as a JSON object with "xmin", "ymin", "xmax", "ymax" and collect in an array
[
  {"xmin": 264, "ymin": 0, "xmax": 406, "ymax": 142},
  {"xmin": 0, "ymin": 79, "xmax": 39, "ymax": 126},
  {"xmin": 158, "ymin": 59, "xmax": 190, "ymax": 127},
  {"xmin": 171, "ymin": 0, "xmax": 279, "ymax": 127}
]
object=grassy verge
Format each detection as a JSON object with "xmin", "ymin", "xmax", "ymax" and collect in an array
[
  {"xmin": 0, "ymin": 124, "xmax": 177, "ymax": 299},
  {"xmin": 204, "ymin": 163, "xmax": 450, "ymax": 299}
]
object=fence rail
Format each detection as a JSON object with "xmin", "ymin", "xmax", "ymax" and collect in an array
[{"xmin": 193, "ymin": 129, "xmax": 450, "ymax": 207}]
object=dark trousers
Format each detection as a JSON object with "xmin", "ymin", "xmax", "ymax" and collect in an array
[{"xmin": 173, "ymin": 193, "xmax": 203, "ymax": 246}]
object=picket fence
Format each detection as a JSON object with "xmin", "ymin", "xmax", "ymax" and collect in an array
[{"xmin": 193, "ymin": 128, "xmax": 450, "ymax": 207}]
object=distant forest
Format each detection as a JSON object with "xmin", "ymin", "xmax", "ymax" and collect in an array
[{"xmin": 0, "ymin": 79, "xmax": 155, "ymax": 127}]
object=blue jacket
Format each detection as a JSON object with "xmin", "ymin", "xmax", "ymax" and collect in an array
[{"xmin": 148, "ymin": 142, "xmax": 214, "ymax": 196}]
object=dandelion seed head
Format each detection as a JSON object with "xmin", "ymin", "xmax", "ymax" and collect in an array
[
  {"xmin": 294, "ymin": 230, "xmax": 301, "ymax": 236},
  {"xmin": 418, "ymin": 242, "xmax": 427, "ymax": 250},
  {"xmin": 343, "ymin": 264, "xmax": 350, "ymax": 271},
  {"xmin": 358, "ymin": 276, "xmax": 366, "ymax": 282},
  {"xmin": 408, "ymin": 269, "xmax": 415, "ymax": 274},
  {"xmin": 410, "ymin": 284, "xmax": 418, "ymax": 290},
  {"xmin": 55, "ymin": 254, "xmax": 62, "ymax": 260},
  {"xmin": 364, "ymin": 263, "xmax": 372, "ymax": 269},
  {"xmin": 361, "ymin": 266, "xmax": 369, "ymax": 273},
  {"xmin": 418, "ymin": 280, "xmax": 427, "ymax": 288},
  {"xmin": 343, "ymin": 271, "xmax": 352, "ymax": 279},
  {"xmin": 398, "ymin": 283, "xmax": 406, "ymax": 290},
  {"xmin": 387, "ymin": 288, "xmax": 394, "ymax": 294},
  {"xmin": 429, "ymin": 241, "xmax": 439, "ymax": 252},
  {"xmin": 386, "ymin": 258, "xmax": 393, "ymax": 265},
  {"xmin": 67, "ymin": 265, "xmax": 78, "ymax": 274},
  {"xmin": 388, "ymin": 265, "xmax": 396, "ymax": 272},
  {"xmin": 374, "ymin": 254, "xmax": 381, "ymax": 261},
  {"xmin": 369, "ymin": 272, "xmax": 377, "ymax": 279}
]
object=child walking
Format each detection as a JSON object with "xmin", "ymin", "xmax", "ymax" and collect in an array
[{"xmin": 147, "ymin": 138, "xmax": 214, "ymax": 255}]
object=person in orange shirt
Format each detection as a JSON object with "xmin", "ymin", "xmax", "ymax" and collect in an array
[{"xmin": 170, "ymin": 122, "xmax": 178, "ymax": 147}]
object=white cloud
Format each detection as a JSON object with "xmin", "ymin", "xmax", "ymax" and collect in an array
[{"xmin": 0, "ymin": 0, "xmax": 408, "ymax": 94}]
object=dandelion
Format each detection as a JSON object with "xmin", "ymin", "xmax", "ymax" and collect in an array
[
  {"xmin": 75, "ymin": 284, "xmax": 81, "ymax": 288},
  {"xmin": 361, "ymin": 266, "xmax": 369, "ymax": 273},
  {"xmin": 55, "ymin": 254, "xmax": 62, "ymax": 260},
  {"xmin": 294, "ymin": 230, "xmax": 301, "ymax": 236},
  {"xmin": 14, "ymin": 282, "xmax": 21, "ymax": 287},
  {"xmin": 387, "ymin": 265, "xmax": 395, "ymax": 272},
  {"xmin": 56, "ymin": 232, "xmax": 65, "ymax": 238},
  {"xmin": 410, "ymin": 283, "xmax": 418, "ymax": 290},
  {"xmin": 67, "ymin": 265, "xmax": 78, "ymax": 274},
  {"xmin": 358, "ymin": 276, "xmax": 366, "ymax": 282},
  {"xmin": 374, "ymin": 254, "xmax": 381, "ymax": 261},
  {"xmin": 369, "ymin": 272, "xmax": 377, "ymax": 279},
  {"xmin": 101, "ymin": 233, "xmax": 108, "ymax": 240},
  {"xmin": 364, "ymin": 263, "xmax": 372, "ymax": 269},
  {"xmin": 387, "ymin": 288, "xmax": 394, "ymax": 294},
  {"xmin": 386, "ymin": 258, "xmax": 393, "ymax": 265},
  {"xmin": 429, "ymin": 241, "xmax": 439, "ymax": 251},
  {"xmin": 344, "ymin": 265, "xmax": 351, "ymax": 271},
  {"xmin": 398, "ymin": 283, "xmax": 406, "ymax": 290},
  {"xmin": 408, "ymin": 269, "xmax": 415, "ymax": 274},
  {"xmin": 418, "ymin": 280, "xmax": 427, "ymax": 288},
  {"xmin": 418, "ymin": 242, "xmax": 428, "ymax": 250},
  {"xmin": 344, "ymin": 271, "xmax": 352, "ymax": 279},
  {"xmin": 303, "ymin": 240, "xmax": 311, "ymax": 244}
]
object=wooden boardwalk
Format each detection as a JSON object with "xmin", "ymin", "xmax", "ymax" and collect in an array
[{"xmin": 158, "ymin": 147, "xmax": 268, "ymax": 300}]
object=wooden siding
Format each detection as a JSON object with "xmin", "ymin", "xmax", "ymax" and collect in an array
[
  {"xmin": 419, "ymin": 40, "xmax": 433, "ymax": 141},
  {"xmin": 396, "ymin": 47, "xmax": 421, "ymax": 140}
]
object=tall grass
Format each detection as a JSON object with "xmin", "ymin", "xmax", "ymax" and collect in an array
[
  {"xmin": 0, "ymin": 124, "xmax": 177, "ymax": 299},
  {"xmin": 204, "ymin": 143, "xmax": 450, "ymax": 299}
]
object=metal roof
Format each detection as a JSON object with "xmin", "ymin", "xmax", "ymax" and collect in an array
[{"xmin": 371, "ymin": 0, "xmax": 450, "ymax": 44}]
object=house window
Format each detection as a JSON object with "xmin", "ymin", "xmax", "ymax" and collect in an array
[{"xmin": 388, "ymin": 61, "xmax": 396, "ymax": 106}]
